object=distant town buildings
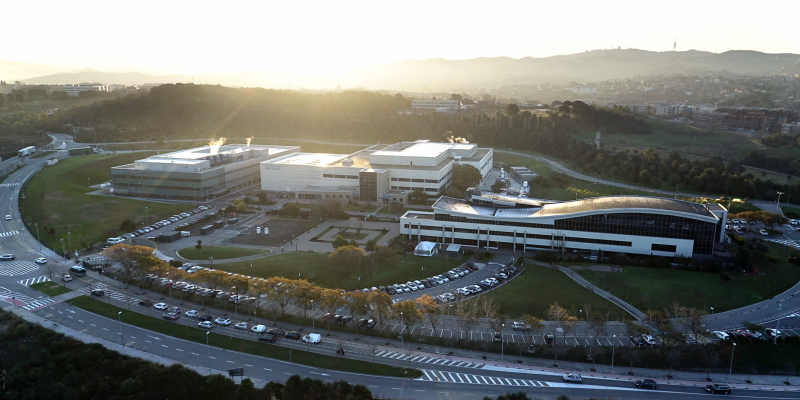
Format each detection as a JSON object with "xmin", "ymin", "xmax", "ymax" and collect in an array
[
  {"xmin": 570, "ymin": 86, "xmax": 597, "ymax": 94},
  {"xmin": 782, "ymin": 122, "xmax": 800, "ymax": 134},
  {"xmin": 62, "ymin": 84, "xmax": 109, "ymax": 97},
  {"xmin": 411, "ymin": 99, "xmax": 461, "ymax": 111}
]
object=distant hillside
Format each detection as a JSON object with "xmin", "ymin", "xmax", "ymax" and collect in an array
[
  {"xmin": 8, "ymin": 49, "xmax": 800, "ymax": 90},
  {"xmin": 1, "ymin": 59, "xmax": 75, "ymax": 81}
]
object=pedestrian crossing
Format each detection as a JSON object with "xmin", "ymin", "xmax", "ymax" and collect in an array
[
  {"xmin": 0, "ymin": 261, "xmax": 39, "ymax": 276},
  {"xmin": 373, "ymin": 350, "xmax": 485, "ymax": 368},
  {"xmin": 0, "ymin": 231, "xmax": 20, "ymax": 237},
  {"xmin": 0, "ymin": 183, "xmax": 18, "ymax": 187},
  {"xmin": 418, "ymin": 370, "xmax": 549, "ymax": 387},
  {"xmin": 23, "ymin": 297, "xmax": 58, "ymax": 311},
  {"xmin": 767, "ymin": 238, "xmax": 800, "ymax": 250},
  {"xmin": 18, "ymin": 275, "xmax": 50, "ymax": 286},
  {"xmin": 0, "ymin": 285, "xmax": 58, "ymax": 311},
  {"xmin": 77, "ymin": 284, "xmax": 136, "ymax": 304}
]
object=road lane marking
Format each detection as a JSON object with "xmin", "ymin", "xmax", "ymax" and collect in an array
[{"xmin": 176, "ymin": 349, "xmax": 183, "ymax": 352}]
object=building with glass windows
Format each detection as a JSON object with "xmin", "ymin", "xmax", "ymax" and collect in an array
[
  {"xmin": 110, "ymin": 144, "xmax": 299, "ymax": 200},
  {"xmin": 401, "ymin": 190, "xmax": 728, "ymax": 258},
  {"xmin": 259, "ymin": 140, "xmax": 493, "ymax": 203}
]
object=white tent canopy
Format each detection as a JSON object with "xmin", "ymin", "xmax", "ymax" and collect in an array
[{"xmin": 414, "ymin": 241, "xmax": 438, "ymax": 257}]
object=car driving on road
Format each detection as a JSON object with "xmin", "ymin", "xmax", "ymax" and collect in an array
[
  {"xmin": 35, "ymin": 258, "xmax": 47, "ymax": 264},
  {"xmin": 706, "ymin": 384, "xmax": 731, "ymax": 394},
  {"xmin": 563, "ymin": 373, "xmax": 582, "ymax": 383},
  {"xmin": 635, "ymin": 379, "xmax": 657, "ymax": 389},
  {"xmin": 154, "ymin": 303, "xmax": 168, "ymax": 310},
  {"xmin": 197, "ymin": 321, "xmax": 214, "ymax": 329},
  {"xmin": 0, "ymin": 254, "xmax": 15, "ymax": 261},
  {"xmin": 185, "ymin": 310, "xmax": 199, "ymax": 318},
  {"xmin": 214, "ymin": 318, "xmax": 231, "ymax": 326}
]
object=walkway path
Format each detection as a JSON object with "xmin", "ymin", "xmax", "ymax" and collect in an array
[{"xmin": 527, "ymin": 260, "xmax": 646, "ymax": 320}]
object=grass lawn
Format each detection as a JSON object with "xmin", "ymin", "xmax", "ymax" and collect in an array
[
  {"xmin": 20, "ymin": 154, "xmax": 193, "ymax": 251},
  {"xmin": 215, "ymin": 252, "xmax": 470, "ymax": 290},
  {"xmin": 30, "ymin": 281, "xmax": 71, "ymax": 296},
  {"xmin": 575, "ymin": 243, "xmax": 800, "ymax": 313},
  {"xmin": 337, "ymin": 231, "xmax": 368, "ymax": 240},
  {"xmin": 783, "ymin": 206, "xmax": 800, "ymax": 220},
  {"xmin": 70, "ymin": 296, "xmax": 418, "ymax": 378},
  {"xmin": 178, "ymin": 246, "xmax": 270, "ymax": 260},
  {"xmin": 492, "ymin": 264, "xmax": 626, "ymax": 320}
]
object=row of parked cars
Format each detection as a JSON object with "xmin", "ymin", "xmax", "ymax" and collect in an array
[
  {"xmin": 713, "ymin": 328, "xmax": 781, "ymax": 341},
  {"xmin": 383, "ymin": 265, "xmax": 480, "ymax": 296},
  {"xmin": 107, "ymin": 206, "xmax": 210, "ymax": 244},
  {"xmin": 144, "ymin": 273, "xmax": 258, "ymax": 304},
  {"xmin": 437, "ymin": 266, "xmax": 518, "ymax": 303},
  {"xmin": 319, "ymin": 313, "xmax": 378, "ymax": 329}
]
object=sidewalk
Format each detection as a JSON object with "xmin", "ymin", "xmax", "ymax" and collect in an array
[{"xmin": 527, "ymin": 260, "xmax": 646, "ymax": 320}]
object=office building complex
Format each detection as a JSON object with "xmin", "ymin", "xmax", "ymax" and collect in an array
[
  {"xmin": 111, "ymin": 144, "xmax": 298, "ymax": 200},
  {"xmin": 62, "ymin": 84, "xmax": 109, "ymax": 96},
  {"xmin": 411, "ymin": 99, "xmax": 462, "ymax": 111},
  {"xmin": 260, "ymin": 140, "xmax": 493, "ymax": 203},
  {"xmin": 401, "ymin": 191, "xmax": 728, "ymax": 258}
]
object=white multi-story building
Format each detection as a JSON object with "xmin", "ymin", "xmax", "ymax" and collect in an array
[
  {"xmin": 401, "ymin": 191, "xmax": 728, "ymax": 258},
  {"xmin": 62, "ymin": 84, "xmax": 109, "ymax": 97},
  {"xmin": 411, "ymin": 99, "xmax": 461, "ymax": 111},
  {"xmin": 781, "ymin": 122, "xmax": 800, "ymax": 134},
  {"xmin": 570, "ymin": 86, "xmax": 597, "ymax": 94},
  {"xmin": 260, "ymin": 140, "xmax": 493, "ymax": 203}
]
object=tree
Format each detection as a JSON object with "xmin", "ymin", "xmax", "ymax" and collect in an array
[
  {"xmin": 320, "ymin": 199, "xmax": 342, "ymax": 217},
  {"xmin": 491, "ymin": 180, "xmax": 504, "ymax": 193},
  {"xmin": 364, "ymin": 239, "xmax": 377, "ymax": 252},
  {"xmin": 368, "ymin": 291, "xmax": 393, "ymax": 327},
  {"xmin": 120, "ymin": 219, "xmax": 136, "ymax": 232},
  {"xmin": 392, "ymin": 300, "xmax": 423, "ymax": 335},
  {"xmin": 354, "ymin": 222, "xmax": 364, "ymax": 235},
  {"xmin": 450, "ymin": 93, "xmax": 462, "ymax": 100},
  {"xmin": 586, "ymin": 311, "xmax": 606, "ymax": 365},
  {"xmin": 415, "ymin": 294, "xmax": 441, "ymax": 332},
  {"xmin": 506, "ymin": 103, "xmax": 520, "ymax": 116},
  {"xmin": 256, "ymin": 191, "xmax": 267, "ymax": 203},
  {"xmin": 348, "ymin": 292, "xmax": 371, "ymax": 334},
  {"xmin": 367, "ymin": 245, "xmax": 395, "ymax": 279},
  {"xmin": 291, "ymin": 281, "xmax": 321, "ymax": 319},
  {"xmin": 195, "ymin": 239, "xmax": 202, "ymax": 249},
  {"xmin": 102, "ymin": 244, "xmax": 163, "ymax": 276},
  {"xmin": 389, "ymin": 202, "xmax": 404, "ymax": 218},
  {"xmin": 191, "ymin": 269, "xmax": 232, "ymax": 292},
  {"xmin": 266, "ymin": 277, "xmax": 298, "ymax": 314},
  {"xmin": 332, "ymin": 234, "xmax": 348, "ymax": 249},
  {"xmin": 452, "ymin": 164, "xmax": 482, "ymax": 192},
  {"xmin": 409, "ymin": 188, "xmax": 428, "ymax": 204},
  {"xmin": 327, "ymin": 246, "xmax": 366, "ymax": 274},
  {"xmin": 232, "ymin": 198, "xmax": 247, "ymax": 212},
  {"xmin": 520, "ymin": 314, "xmax": 544, "ymax": 341},
  {"xmin": 319, "ymin": 288, "xmax": 347, "ymax": 330}
]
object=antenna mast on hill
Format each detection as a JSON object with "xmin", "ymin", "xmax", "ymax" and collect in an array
[{"xmin": 674, "ymin": 37, "xmax": 677, "ymax": 51}]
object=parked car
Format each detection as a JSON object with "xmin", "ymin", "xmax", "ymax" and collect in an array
[
  {"xmin": 197, "ymin": 321, "xmax": 214, "ymax": 329},
  {"xmin": 258, "ymin": 334, "xmax": 277, "ymax": 343},
  {"xmin": 759, "ymin": 229, "xmax": 769, "ymax": 236},
  {"xmin": 563, "ymin": 373, "xmax": 582, "ymax": 383},
  {"xmin": 641, "ymin": 334, "xmax": 656, "ymax": 345},
  {"xmin": 705, "ymin": 384, "xmax": 731, "ymax": 394},
  {"xmin": 713, "ymin": 331, "xmax": 730, "ymax": 341},
  {"xmin": 493, "ymin": 332, "xmax": 502, "ymax": 342},
  {"xmin": 635, "ymin": 379, "xmax": 657, "ymax": 389},
  {"xmin": 284, "ymin": 331, "xmax": 301, "ymax": 340},
  {"xmin": 512, "ymin": 321, "xmax": 531, "ymax": 331}
]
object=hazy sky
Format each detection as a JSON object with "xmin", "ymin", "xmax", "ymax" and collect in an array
[{"xmin": 6, "ymin": 0, "xmax": 799, "ymax": 75}]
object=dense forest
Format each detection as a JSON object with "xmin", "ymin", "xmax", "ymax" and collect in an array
[
  {"xmin": 0, "ymin": 310, "xmax": 374, "ymax": 400},
  {"xmin": 41, "ymin": 85, "xmax": 800, "ymax": 201}
]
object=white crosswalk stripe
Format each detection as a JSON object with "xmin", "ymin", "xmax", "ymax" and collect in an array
[
  {"xmin": 22, "ymin": 298, "xmax": 58, "ymax": 311},
  {"xmin": 0, "ymin": 183, "xmax": 18, "ymax": 187},
  {"xmin": 18, "ymin": 275, "xmax": 51, "ymax": 286},
  {"xmin": 0, "ymin": 231, "xmax": 20, "ymax": 237},
  {"xmin": 77, "ymin": 284, "xmax": 136, "ymax": 304},
  {"xmin": 373, "ymin": 351, "xmax": 484, "ymax": 368},
  {"xmin": 766, "ymin": 238, "xmax": 800, "ymax": 250},
  {"xmin": 0, "ymin": 286, "xmax": 34, "ymax": 303},
  {"xmin": 417, "ymin": 370, "xmax": 549, "ymax": 386},
  {"xmin": 0, "ymin": 261, "xmax": 39, "ymax": 276}
]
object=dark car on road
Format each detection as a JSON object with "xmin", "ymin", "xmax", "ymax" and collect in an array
[
  {"xmin": 257, "ymin": 334, "xmax": 277, "ymax": 343},
  {"xmin": 267, "ymin": 328, "xmax": 285, "ymax": 336},
  {"xmin": 138, "ymin": 299, "xmax": 153, "ymax": 307},
  {"xmin": 706, "ymin": 384, "xmax": 731, "ymax": 394},
  {"xmin": 91, "ymin": 289, "xmax": 105, "ymax": 296},
  {"xmin": 284, "ymin": 331, "xmax": 301, "ymax": 340},
  {"xmin": 197, "ymin": 315, "xmax": 213, "ymax": 322},
  {"xmin": 162, "ymin": 312, "xmax": 180, "ymax": 321},
  {"xmin": 635, "ymin": 379, "xmax": 657, "ymax": 389}
]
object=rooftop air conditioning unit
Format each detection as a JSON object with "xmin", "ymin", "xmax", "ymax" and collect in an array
[{"xmin": 341, "ymin": 158, "xmax": 354, "ymax": 166}]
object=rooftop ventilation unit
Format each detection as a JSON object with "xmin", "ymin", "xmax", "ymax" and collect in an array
[{"xmin": 341, "ymin": 158, "xmax": 354, "ymax": 166}]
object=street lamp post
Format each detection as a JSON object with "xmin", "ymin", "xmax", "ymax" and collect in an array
[
  {"xmin": 710, "ymin": 307, "xmax": 714, "ymax": 314},
  {"xmin": 117, "ymin": 311, "xmax": 123, "ymax": 338},
  {"xmin": 232, "ymin": 286, "xmax": 238, "ymax": 316},
  {"xmin": 67, "ymin": 232, "xmax": 72, "ymax": 255},
  {"xmin": 311, "ymin": 300, "xmax": 315, "ymax": 330},
  {"xmin": 87, "ymin": 178, "xmax": 90, "ymax": 188},
  {"xmin": 206, "ymin": 331, "xmax": 212, "ymax": 371},
  {"xmin": 60, "ymin": 239, "xmax": 66, "ymax": 260},
  {"xmin": 34, "ymin": 223, "xmax": 41, "ymax": 251},
  {"xmin": 775, "ymin": 303, "xmax": 782, "ymax": 345},
  {"xmin": 501, "ymin": 323, "xmax": 505, "ymax": 362},
  {"xmin": 400, "ymin": 312, "xmax": 404, "ymax": 349},
  {"xmin": 729, "ymin": 343, "xmax": 737, "ymax": 376},
  {"xmin": 166, "ymin": 272, "xmax": 171, "ymax": 299},
  {"xmin": 145, "ymin": 207, "xmax": 148, "ymax": 223},
  {"xmin": 778, "ymin": 191, "xmax": 785, "ymax": 211},
  {"xmin": 611, "ymin": 334, "xmax": 616, "ymax": 373}
]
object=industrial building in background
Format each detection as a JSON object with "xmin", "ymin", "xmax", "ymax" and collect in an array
[
  {"xmin": 411, "ymin": 99, "xmax": 462, "ymax": 111},
  {"xmin": 401, "ymin": 191, "xmax": 728, "ymax": 259},
  {"xmin": 62, "ymin": 84, "xmax": 109, "ymax": 97},
  {"xmin": 110, "ymin": 143, "xmax": 298, "ymax": 200},
  {"xmin": 260, "ymin": 140, "xmax": 493, "ymax": 203}
]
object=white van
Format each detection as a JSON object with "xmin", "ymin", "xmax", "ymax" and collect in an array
[
  {"xmin": 302, "ymin": 333, "xmax": 321, "ymax": 344},
  {"xmin": 251, "ymin": 324, "xmax": 267, "ymax": 333}
]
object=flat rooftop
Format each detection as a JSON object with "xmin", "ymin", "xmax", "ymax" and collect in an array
[
  {"xmin": 157, "ymin": 144, "xmax": 291, "ymax": 160},
  {"xmin": 371, "ymin": 141, "xmax": 456, "ymax": 158}
]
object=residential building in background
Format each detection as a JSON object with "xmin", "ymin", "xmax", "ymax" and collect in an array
[
  {"xmin": 782, "ymin": 122, "xmax": 800, "ymax": 134},
  {"xmin": 411, "ymin": 99, "xmax": 461, "ymax": 111},
  {"xmin": 570, "ymin": 86, "xmax": 597, "ymax": 94},
  {"xmin": 62, "ymin": 84, "xmax": 109, "ymax": 96}
]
